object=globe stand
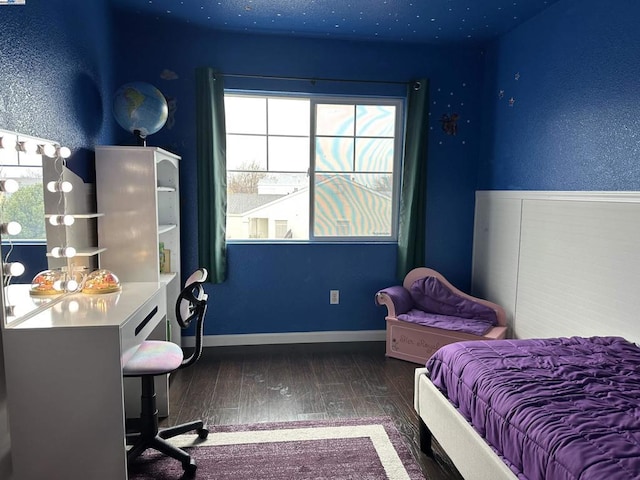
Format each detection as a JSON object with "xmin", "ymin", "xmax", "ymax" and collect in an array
[{"xmin": 133, "ymin": 129, "xmax": 147, "ymax": 147}]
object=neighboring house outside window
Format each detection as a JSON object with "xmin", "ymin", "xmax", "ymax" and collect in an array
[
  {"xmin": 224, "ymin": 92, "xmax": 402, "ymax": 242},
  {"xmin": 336, "ymin": 219, "xmax": 351, "ymax": 236},
  {"xmin": 274, "ymin": 220, "xmax": 289, "ymax": 238}
]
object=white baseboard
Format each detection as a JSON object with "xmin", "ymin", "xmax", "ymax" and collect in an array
[{"xmin": 181, "ymin": 330, "xmax": 386, "ymax": 347}]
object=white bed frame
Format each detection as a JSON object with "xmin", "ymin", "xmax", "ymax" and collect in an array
[
  {"xmin": 414, "ymin": 191, "xmax": 640, "ymax": 479},
  {"xmin": 414, "ymin": 368, "xmax": 516, "ymax": 480}
]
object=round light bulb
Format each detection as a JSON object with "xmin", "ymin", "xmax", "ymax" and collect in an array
[
  {"xmin": 47, "ymin": 180, "xmax": 73, "ymax": 193},
  {"xmin": 1, "ymin": 179, "xmax": 19, "ymax": 193},
  {"xmin": 42, "ymin": 143, "xmax": 57, "ymax": 157},
  {"xmin": 4, "ymin": 262, "xmax": 25, "ymax": 277},
  {"xmin": 19, "ymin": 140, "xmax": 37, "ymax": 154},
  {"xmin": 58, "ymin": 146, "xmax": 71, "ymax": 158},
  {"xmin": 1, "ymin": 221, "xmax": 22, "ymax": 235},
  {"xmin": 51, "ymin": 246, "xmax": 75, "ymax": 258},
  {"xmin": 49, "ymin": 215, "xmax": 75, "ymax": 226},
  {"xmin": 53, "ymin": 279, "xmax": 79, "ymax": 293}
]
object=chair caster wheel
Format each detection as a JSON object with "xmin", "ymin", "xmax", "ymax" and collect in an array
[
  {"xmin": 183, "ymin": 459, "xmax": 197, "ymax": 476},
  {"xmin": 198, "ymin": 427, "xmax": 209, "ymax": 439}
]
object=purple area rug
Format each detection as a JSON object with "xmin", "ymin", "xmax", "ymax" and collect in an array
[{"xmin": 128, "ymin": 417, "xmax": 424, "ymax": 479}]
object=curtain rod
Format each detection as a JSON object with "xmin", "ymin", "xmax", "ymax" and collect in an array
[{"xmin": 221, "ymin": 72, "xmax": 418, "ymax": 88}]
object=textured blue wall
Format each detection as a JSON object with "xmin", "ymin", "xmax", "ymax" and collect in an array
[
  {"xmin": 0, "ymin": 0, "xmax": 115, "ymax": 176},
  {"xmin": 479, "ymin": 0, "xmax": 640, "ymax": 190},
  {"xmin": 0, "ymin": 0, "xmax": 115, "ymax": 287},
  {"xmin": 11, "ymin": 0, "xmax": 635, "ymax": 338},
  {"xmin": 111, "ymin": 14, "xmax": 485, "ymax": 336}
]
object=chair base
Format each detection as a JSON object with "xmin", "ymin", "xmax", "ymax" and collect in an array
[
  {"xmin": 126, "ymin": 375, "xmax": 209, "ymax": 476},
  {"xmin": 127, "ymin": 421, "xmax": 209, "ymax": 476}
]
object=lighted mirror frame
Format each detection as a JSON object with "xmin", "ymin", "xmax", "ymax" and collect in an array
[{"xmin": 0, "ymin": 129, "xmax": 72, "ymax": 325}]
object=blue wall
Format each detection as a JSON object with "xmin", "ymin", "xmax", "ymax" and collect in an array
[
  {"xmin": 479, "ymin": 0, "xmax": 640, "ymax": 190},
  {"xmin": 0, "ymin": 0, "xmax": 115, "ymax": 171},
  {"xmin": 111, "ymin": 14, "xmax": 485, "ymax": 336},
  {"xmin": 0, "ymin": 0, "xmax": 115, "ymax": 282},
  {"xmin": 5, "ymin": 0, "xmax": 638, "ymax": 338}
]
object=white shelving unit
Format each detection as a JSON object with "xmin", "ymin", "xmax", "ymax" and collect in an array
[
  {"xmin": 95, "ymin": 146, "xmax": 182, "ymax": 345},
  {"xmin": 95, "ymin": 146, "xmax": 182, "ymax": 419},
  {"xmin": 43, "ymin": 165, "xmax": 103, "ymax": 272}
]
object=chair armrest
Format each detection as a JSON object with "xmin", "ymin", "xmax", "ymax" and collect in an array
[{"xmin": 375, "ymin": 286, "xmax": 413, "ymax": 317}]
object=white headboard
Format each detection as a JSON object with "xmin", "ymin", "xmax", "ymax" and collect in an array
[{"xmin": 472, "ymin": 191, "xmax": 640, "ymax": 344}]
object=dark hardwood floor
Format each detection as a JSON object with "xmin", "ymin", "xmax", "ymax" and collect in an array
[{"xmin": 160, "ymin": 341, "xmax": 464, "ymax": 480}]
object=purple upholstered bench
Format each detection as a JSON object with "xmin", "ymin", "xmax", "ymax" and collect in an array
[{"xmin": 375, "ymin": 267, "xmax": 508, "ymax": 365}]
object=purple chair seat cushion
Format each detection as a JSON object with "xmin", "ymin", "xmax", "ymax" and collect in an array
[{"xmin": 123, "ymin": 340, "xmax": 183, "ymax": 376}]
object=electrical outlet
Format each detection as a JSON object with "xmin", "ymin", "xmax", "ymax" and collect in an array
[{"xmin": 330, "ymin": 289, "xmax": 340, "ymax": 304}]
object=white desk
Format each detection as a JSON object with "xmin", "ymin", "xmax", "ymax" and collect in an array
[{"xmin": 2, "ymin": 282, "xmax": 166, "ymax": 480}]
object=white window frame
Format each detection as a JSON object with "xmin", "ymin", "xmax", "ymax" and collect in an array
[{"xmin": 225, "ymin": 91, "xmax": 404, "ymax": 243}]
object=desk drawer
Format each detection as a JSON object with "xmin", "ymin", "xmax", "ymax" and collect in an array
[{"xmin": 120, "ymin": 286, "xmax": 167, "ymax": 367}]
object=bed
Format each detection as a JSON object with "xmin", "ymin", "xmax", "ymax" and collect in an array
[
  {"xmin": 414, "ymin": 336, "xmax": 640, "ymax": 480},
  {"xmin": 413, "ymin": 193, "xmax": 640, "ymax": 479}
]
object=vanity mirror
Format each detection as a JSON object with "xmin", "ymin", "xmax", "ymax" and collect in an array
[{"xmin": 0, "ymin": 129, "xmax": 101, "ymax": 325}]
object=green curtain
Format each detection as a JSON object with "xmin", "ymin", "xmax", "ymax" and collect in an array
[
  {"xmin": 195, "ymin": 67, "xmax": 227, "ymax": 283},
  {"xmin": 397, "ymin": 79, "xmax": 430, "ymax": 280}
]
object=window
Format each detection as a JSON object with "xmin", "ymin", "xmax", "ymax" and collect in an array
[
  {"xmin": 0, "ymin": 150, "xmax": 45, "ymax": 243},
  {"xmin": 225, "ymin": 93, "xmax": 402, "ymax": 242},
  {"xmin": 275, "ymin": 220, "xmax": 289, "ymax": 238}
]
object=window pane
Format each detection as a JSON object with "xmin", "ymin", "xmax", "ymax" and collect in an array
[
  {"xmin": 0, "ymin": 173, "xmax": 45, "ymax": 241},
  {"xmin": 0, "ymin": 133, "xmax": 46, "ymax": 241},
  {"xmin": 227, "ymin": 134, "xmax": 266, "ymax": 171},
  {"xmin": 355, "ymin": 138, "xmax": 394, "ymax": 172},
  {"xmin": 268, "ymin": 136, "xmax": 309, "ymax": 172},
  {"xmin": 227, "ymin": 170, "xmax": 270, "ymax": 195},
  {"xmin": 316, "ymin": 104, "xmax": 354, "ymax": 136},
  {"xmin": 313, "ymin": 173, "xmax": 392, "ymax": 238},
  {"xmin": 268, "ymin": 98, "xmax": 310, "ymax": 135},
  {"xmin": 225, "ymin": 96, "xmax": 266, "ymax": 134},
  {"xmin": 225, "ymin": 93, "xmax": 401, "ymax": 242},
  {"xmin": 355, "ymin": 105, "xmax": 396, "ymax": 137},
  {"xmin": 275, "ymin": 220, "xmax": 289, "ymax": 238},
  {"xmin": 315, "ymin": 137, "xmax": 353, "ymax": 172},
  {"xmin": 227, "ymin": 172, "xmax": 309, "ymax": 240},
  {"xmin": 351, "ymin": 172, "xmax": 393, "ymax": 193},
  {"xmin": 257, "ymin": 172, "xmax": 307, "ymax": 195}
]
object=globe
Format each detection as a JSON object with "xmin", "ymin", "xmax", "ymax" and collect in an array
[{"xmin": 112, "ymin": 82, "xmax": 168, "ymax": 144}]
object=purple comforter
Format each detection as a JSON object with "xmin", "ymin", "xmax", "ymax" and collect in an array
[{"xmin": 426, "ymin": 336, "xmax": 640, "ymax": 480}]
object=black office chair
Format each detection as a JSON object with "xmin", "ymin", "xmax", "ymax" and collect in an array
[{"xmin": 123, "ymin": 268, "xmax": 209, "ymax": 475}]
